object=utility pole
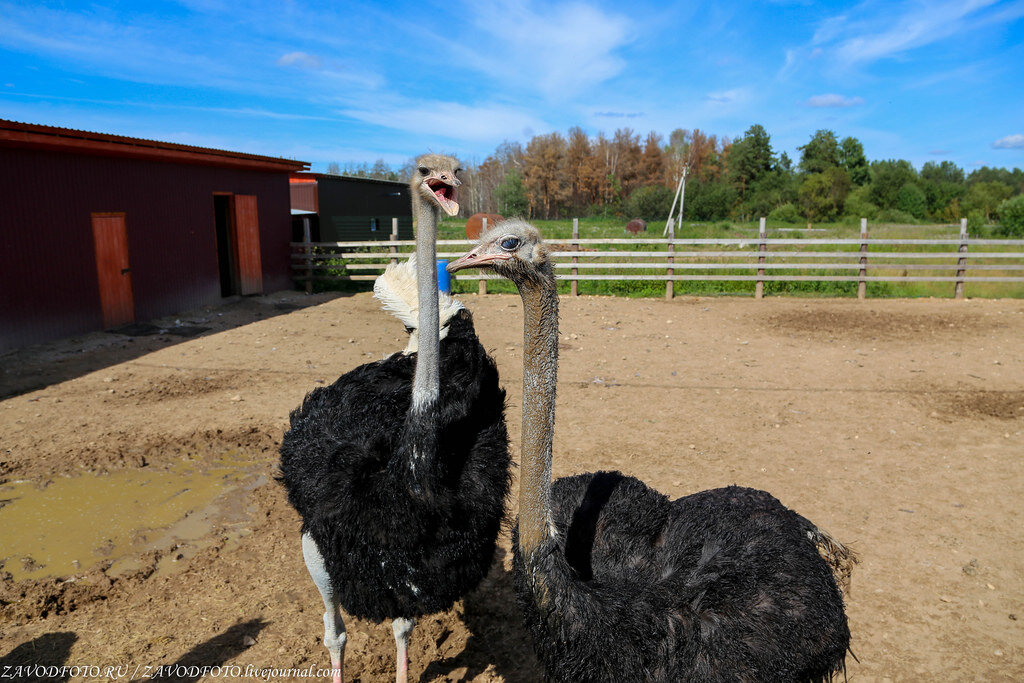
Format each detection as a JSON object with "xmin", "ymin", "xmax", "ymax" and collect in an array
[{"xmin": 663, "ymin": 166, "xmax": 688, "ymax": 237}]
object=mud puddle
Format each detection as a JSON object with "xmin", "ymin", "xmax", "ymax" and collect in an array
[{"xmin": 0, "ymin": 454, "xmax": 264, "ymax": 581}]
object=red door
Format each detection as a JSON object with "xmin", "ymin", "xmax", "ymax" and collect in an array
[
  {"xmin": 91, "ymin": 213, "xmax": 135, "ymax": 328},
  {"xmin": 232, "ymin": 195, "xmax": 263, "ymax": 295}
]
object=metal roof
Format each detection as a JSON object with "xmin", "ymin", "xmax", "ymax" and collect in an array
[
  {"xmin": 0, "ymin": 119, "xmax": 309, "ymax": 172},
  {"xmin": 291, "ymin": 171, "xmax": 406, "ymax": 187}
]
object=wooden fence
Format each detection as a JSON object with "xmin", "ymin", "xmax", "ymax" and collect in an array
[{"xmin": 291, "ymin": 218, "xmax": 1024, "ymax": 299}]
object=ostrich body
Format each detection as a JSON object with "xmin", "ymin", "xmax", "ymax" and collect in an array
[
  {"xmin": 279, "ymin": 155, "xmax": 510, "ymax": 683},
  {"xmin": 448, "ymin": 221, "xmax": 855, "ymax": 683}
]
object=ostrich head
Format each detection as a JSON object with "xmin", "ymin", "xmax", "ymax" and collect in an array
[
  {"xmin": 447, "ymin": 219, "xmax": 552, "ymax": 283},
  {"xmin": 411, "ymin": 154, "xmax": 462, "ymax": 217}
]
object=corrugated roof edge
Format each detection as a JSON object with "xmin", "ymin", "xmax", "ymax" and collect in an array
[
  {"xmin": 292, "ymin": 171, "xmax": 407, "ymax": 187},
  {"xmin": 0, "ymin": 118, "xmax": 310, "ymax": 172}
]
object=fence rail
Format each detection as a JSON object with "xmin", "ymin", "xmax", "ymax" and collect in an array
[{"xmin": 291, "ymin": 218, "xmax": 1024, "ymax": 299}]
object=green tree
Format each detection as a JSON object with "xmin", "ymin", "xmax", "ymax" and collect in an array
[
  {"xmin": 996, "ymin": 195, "xmax": 1024, "ymax": 236},
  {"xmin": 777, "ymin": 151, "xmax": 793, "ymax": 173},
  {"xmin": 843, "ymin": 184, "xmax": 879, "ymax": 219},
  {"xmin": 896, "ymin": 184, "xmax": 927, "ymax": 219},
  {"xmin": 685, "ymin": 180, "xmax": 738, "ymax": 220},
  {"xmin": 839, "ymin": 137, "xmax": 869, "ymax": 185},
  {"xmin": 626, "ymin": 185, "xmax": 676, "ymax": 221},
  {"xmin": 868, "ymin": 159, "xmax": 917, "ymax": 209},
  {"xmin": 494, "ymin": 168, "xmax": 528, "ymax": 216},
  {"xmin": 728, "ymin": 124, "xmax": 775, "ymax": 198},
  {"xmin": 967, "ymin": 166, "xmax": 1024, "ymax": 193},
  {"xmin": 921, "ymin": 160, "xmax": 965, "ymax": 185},
  {"xmin": 798, "ymin": 167, "xmax": 851, "ymax": 221},
  {"xmin": 743, "ymin": 169, "xmax": 797, "ymax": 219},
  {"xmin": 963, "ymin": 181, "xmax": 1013, "ymax": 221},
  {"xmin": 798, "ymin": 129, "xmax": 841, "ymax": 174},
  {"xmin": 919, "ymin": 161, "xmax": 966, "ymax": 217}
]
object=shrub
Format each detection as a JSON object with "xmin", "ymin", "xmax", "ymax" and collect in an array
[
  {"xmin": 626, "ymin": 185, "xmax": 676, "ymax": 221},
  {"xmin": 686, "ymin": 181, "xmax": 738, "ymax": 221},
  {"xmin": 843, "ymin": 185, "xmax": 879, "ymax": 220},
  {"xmin": 876, "ymin": 208, "xmax": 917, "ymax": 224},
  {"xmin": 798, "ymin": 167, "xmax": 851, "ymax": 221},
  {"xmin": 768, "ymin": 203, "xmax": 802, "ymax": 223},
  {"xmin": 966, "ymin": 209, "xmax": 987, "ymax": 233},
  {"xmin": 995, "ymin": 195, "xmax": 1024, "ymax": 236},
  {"xmin": 896, "ymin": 183, "xmax": 928, "ymax": 219}
]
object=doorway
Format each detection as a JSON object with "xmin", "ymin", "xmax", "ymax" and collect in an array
[
  {"xmin": 91, "ymin": 212, "xmax": 135, "ymax": 328},
  {"xmin": 213, "ymin": 194, "xmax": 236, "ymax": 297},
  {"xmin": 213, "ymin": 193, "xmax": 263, "ymax": 297}
]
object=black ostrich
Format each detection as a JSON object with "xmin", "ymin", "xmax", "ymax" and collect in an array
[
  {"xmin": 279, "ymin": 155, "xmax": 510, "ymax": 683},
  {"xmin": 448, "ymin": 221, "xmax": 857, "ymax": 683}
]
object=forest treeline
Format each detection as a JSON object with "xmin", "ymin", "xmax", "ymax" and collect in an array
[{"xmin": 330, "ymin": 125, "xmax": 1024, "ymax": 235}]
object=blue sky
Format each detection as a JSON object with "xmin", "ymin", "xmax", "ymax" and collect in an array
[{"xmin": 2, "ymin": 0, "xmax": 1023, "ymax": 173}]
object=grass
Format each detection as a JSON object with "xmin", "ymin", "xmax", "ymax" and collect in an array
[{"xmin": 309, "ymin": 216, "xmax": 1024, "ymax": 300}]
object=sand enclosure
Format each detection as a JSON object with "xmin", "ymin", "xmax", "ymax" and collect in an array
[{"xmin": 1, "ymin": 291, "xmax": 1022, "ymax": 680}]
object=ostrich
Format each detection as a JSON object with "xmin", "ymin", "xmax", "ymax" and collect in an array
[
  {"xmin": 279, "ymin": 155, "xmax": 511, "ymax": 683},
  {"xmin": 448, "ymin": 221, "xmax": 856, "ymax": 682}
]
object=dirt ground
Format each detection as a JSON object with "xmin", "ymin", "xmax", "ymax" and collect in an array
[{"xmin": 1, "ymin": 289, "xmax": 1022, "ymax": 682}]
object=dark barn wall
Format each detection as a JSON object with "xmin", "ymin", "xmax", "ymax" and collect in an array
[
  {"xmin": 0, "ymin": 147, "xmax": 293, "ymax": 351},
  {"xmin": 316, "ymin": 177, "xmax": 412, "ymax": 241}
]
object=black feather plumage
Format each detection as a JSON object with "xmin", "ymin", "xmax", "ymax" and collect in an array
[
  {"xmin": 279, "ymin": 309, "xmax": 511, "ymax": 622},
  {"xmin": 513, "ymin": 471, "xmax": 850, "ymax": 683}
]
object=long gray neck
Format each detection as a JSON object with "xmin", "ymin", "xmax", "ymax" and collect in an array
[
  {"xmin": 517, "ymin": 265, "xmax": 559, "ymax": 557},
  {"xmin": 412, "ymin": 196, "xmax": 440, "ymax": 412}
]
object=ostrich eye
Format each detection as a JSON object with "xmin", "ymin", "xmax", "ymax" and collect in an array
[
  {"xmin": 418, "ymin": 166, "xmax": 430, "ymax": 176},
  {"xmin": 500, "ymin": 236, "xmax": 520, "ymax": 251}
]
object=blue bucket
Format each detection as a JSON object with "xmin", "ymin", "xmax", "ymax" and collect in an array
[{"xmin": 436, "ymin": 259, "xmax": 451, "ymax": 293}]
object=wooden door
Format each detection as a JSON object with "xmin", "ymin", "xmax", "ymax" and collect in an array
[
  {"xmin": 91, "ymin": 213, "xmax": 135, "ymax": 328},
  {"xmin": 232, "ymin": 194, "xmax": 263, "ymax": 295}
]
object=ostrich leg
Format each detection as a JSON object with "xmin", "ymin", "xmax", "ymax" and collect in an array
[
  {"xmin": 302, "ymin": 533, "xmax": 346, "ymax": 683},
  {"xmin": 391, "ymin": 617, "xmax": 415, "ymax": 683}
]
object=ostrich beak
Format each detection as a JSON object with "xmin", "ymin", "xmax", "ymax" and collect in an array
[
  {"xmin": 424, "ymin": 177, "xmax": 460, "ymax": 216},
  {"xmin": 447, "ymin": 245, "xmax": 511, "ymax": 272}
]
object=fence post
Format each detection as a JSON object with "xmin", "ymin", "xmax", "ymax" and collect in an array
[
  {"xmin": 302, "ymin": 217, "xmax": 313, "ymax": 294},
  {"xmin": 571, "ymin": 218, "xmax": 579, "ymax": 297},
  {"xmin": 478, "ymin": 216, "xmax": 488, "ymax": 295},
  {"xmin": 389, "ymin": 217, "xmax": 399, "ymax": 265},
  {"xmin": 755, "ymin": 217, "xmax": 766, "ymax": 299},
  {"xmin": 666, "ymin": 216, "xmax": 675, "ymax": 299},
  {"xmin": 955, "ymin": 217, "xmax": 968, "ymax": 299},
  {"xmin": 858, "ymin": 218, "xmax": 868, "ymax": 300}
]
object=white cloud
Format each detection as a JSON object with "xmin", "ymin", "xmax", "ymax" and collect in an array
[
  {"xmin": 277, "ymin": 52, "xmax": 323, "ymax": 70},
  {"xmin": 339, "ymin": 99, "xmax": 548, "ymax": 143},
  {"xmin": 704, "ymin": 88, "xmax": 749, "ymax": 105},
  {"xmin": 992, "ymin": 134, "xmax": 1024, "ymax": 150},
  {"xmin": 805, "ymin": 93, "xmax": 864, "ymax": 107},
  {"xmin": 815, "ymin": 0, "xmax": 1024, "ymax": 66},
  {"xmin": 458, "ymin": 1, "xmax": 633, "ymax": 99}
]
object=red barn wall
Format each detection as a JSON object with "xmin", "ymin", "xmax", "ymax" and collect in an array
[{"xmin": 0, "ymin": 147, "xmax": 293, "ymax": 351}]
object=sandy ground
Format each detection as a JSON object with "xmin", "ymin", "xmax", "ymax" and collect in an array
[{"xmin": 1, "ymin": 290, "xmax": 1022, "ymax": 682}]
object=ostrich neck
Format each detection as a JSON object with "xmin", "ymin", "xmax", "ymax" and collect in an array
[
  {"xmin": 412, "ymin": 197, "xmax": 440, "ymax": 411},
  {"xmin": 518, "ymin": 268, "xmax": 559, "ymax": 557}
]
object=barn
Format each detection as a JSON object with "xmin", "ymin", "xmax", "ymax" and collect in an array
[
  {"xmin": 289, "ymin": 172, "xmax": 412, "ymax": 242},
  {"xmin": 0, "ymin": 119, "xmax": 309, "ymax": 351}
]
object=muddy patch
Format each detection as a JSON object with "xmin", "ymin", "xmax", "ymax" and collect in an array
[
  {"xmin": 111, "ymin": 370, "xmax": 244, "ymax": 402},
  {"xmin": 0, "ymin": 456, "xmax": 261, "ymax": 581},
  {"xmin": 927, "ymin": 390, "xmax": 1024, "ymax": 421},
  {"xmin": 762, "ymin": 308, "xmax": 999, "ymax": 342}
]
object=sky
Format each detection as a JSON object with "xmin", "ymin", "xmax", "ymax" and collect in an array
[{"xmin": 2, "ymin": 0, "xmax": 1023, "ymax": 174}]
